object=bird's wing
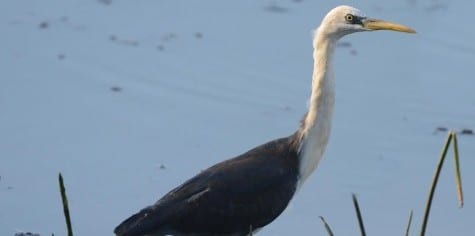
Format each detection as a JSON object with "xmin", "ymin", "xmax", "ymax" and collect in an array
[
  {"xmin": 113, "ymin": 171, "xmax": 214, "ymax": 236},
  {"xmin": 114, "ymin": 135, "xmax": 299, "ymax": 236}
]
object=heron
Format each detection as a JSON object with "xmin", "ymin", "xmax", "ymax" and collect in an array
[{"xmin": 114, "ymin": 5, "xmax": 415, "ymax": 236}]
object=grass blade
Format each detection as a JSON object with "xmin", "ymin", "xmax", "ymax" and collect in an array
[
  {"xmin": 420, "ymin": 132, "xmax": 453, "ymax": 236},
  {"xmin": 319, "ymin": 216, "xmax": 335, "ymax": 236},
  {"xmin": 59, "ymin": 173, "xmax": 74, "ymax": 236},
  {"xmin": 352, "ymin": 193, "xmax": 366, "ymax": 236},
  {"xmin": 452, "ymin": 132, "xmax": 464, "ymax": 208},
  {"xmin": 405, "ymin": 209, "xmax": 413, "ymax": 236}
]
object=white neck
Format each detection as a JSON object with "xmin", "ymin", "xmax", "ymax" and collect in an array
[{"xmin": 297, "ymin": 30, "xmax": 337, "ymax": 189}]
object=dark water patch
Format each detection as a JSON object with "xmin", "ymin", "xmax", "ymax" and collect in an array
[
  {"xmin": 38, "ymin": 21, "xmax": 48, "ymax": 29},
  {"xmin": 264, "ymin": 3, "xmax": 289, "ymax": 13},
  {"xmin": 110, "ymin": 86, "xmax": 122, "ymax": 92},
  {"xmin": 14, "ymin": 232, "xmax": 40, "ymax": 236},
  {"xmin": 108, "ymin": 34, "xmax": 139, "ymax": 47},
  {"xmin": 459, "ymin": 128, "xmax": 473, "ymax": 135},
  {"xmin": 97, "ymin": 0, "xmax": 112, "ymax": 5},
  {"xmin": 433, "ymin": 127, "xmax": 473, "ymax": 136},
  {"xmin": 337, "ymin": 41, "xmax": 352, "ymax": 48},
  {"xmin": 194, "ymin": 32, "xmax": 203, "ymax": 39}
]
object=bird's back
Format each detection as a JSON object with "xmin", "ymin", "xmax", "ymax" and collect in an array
[{"xmin": 114, "ymin": 134, "xmax": 300, "ymax": 236}]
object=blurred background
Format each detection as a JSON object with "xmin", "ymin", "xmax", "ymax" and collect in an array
[{"xmin": 1, "ymin": 0, "xmax": 474, "ymax": 235}]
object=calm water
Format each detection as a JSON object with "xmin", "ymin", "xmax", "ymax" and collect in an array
[{"xmin": 1, "ymin": 0, "xmax": 474, "ymax": 235}]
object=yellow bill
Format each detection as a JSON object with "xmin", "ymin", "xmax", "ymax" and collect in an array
[{"xmin": 363, "ymin": 18, "xmax": 416, "ymax": 33}]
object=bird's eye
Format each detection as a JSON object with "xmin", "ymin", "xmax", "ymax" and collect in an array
[{"xmin": 345, "ymin": 14, "xmax": 354, "ymax": 23}]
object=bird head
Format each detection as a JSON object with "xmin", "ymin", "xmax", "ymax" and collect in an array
[{"xmin": 318, "ymin": 5, "xmax": 415, "ymax": 39}]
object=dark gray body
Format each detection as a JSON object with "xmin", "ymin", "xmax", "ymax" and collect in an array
[{"xmin": 114, "ymin": 133, "xmax": 301, "ymax": 236}]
